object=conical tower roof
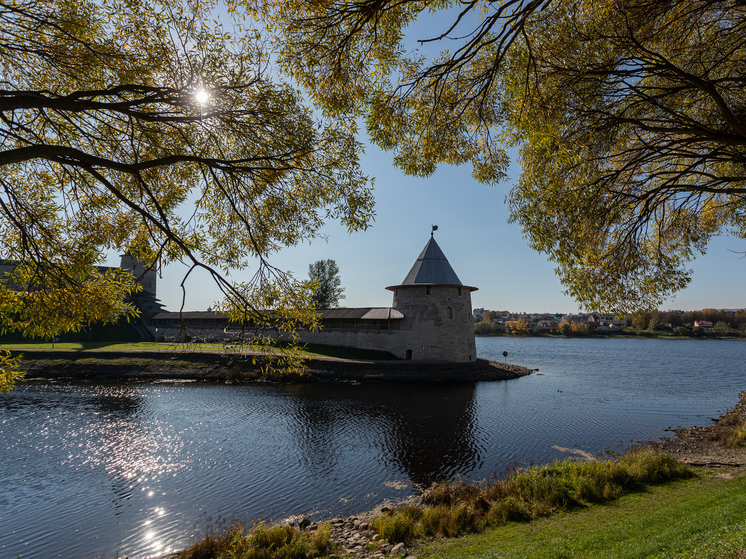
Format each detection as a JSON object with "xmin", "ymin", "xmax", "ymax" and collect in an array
[{"xmin": 386, "ymin": 236, "xmax": 477, "ymax": 291}]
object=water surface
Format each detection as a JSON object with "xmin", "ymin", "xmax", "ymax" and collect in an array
[{"xmin": 1, "ymin": 337, "xmax": 744, "ymax": 558}]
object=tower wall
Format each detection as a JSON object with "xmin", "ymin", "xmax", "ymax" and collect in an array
[
  {"xmin": 120, "ymin": 254, "xmax": 157, "ymax": 296},
  {"xmin": 392, "ymin": 285, "xmax": 476, "ymax": 362}
]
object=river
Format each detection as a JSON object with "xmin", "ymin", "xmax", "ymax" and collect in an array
[{"xmin": 1, "ymin": 337, "xmax": 744, "ymax": 558}]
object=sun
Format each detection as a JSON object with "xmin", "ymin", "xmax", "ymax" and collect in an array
[{"xmin": 194, "ymin": 89, "xmax": 209, "ymax": 105}]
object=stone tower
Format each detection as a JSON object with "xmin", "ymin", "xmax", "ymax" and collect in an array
[
  {"xmin": 386, "ymin": 234, "xmax": 477, "ymax": 362},
  {"xmin": 119, "ymin": 253, "xmax": 157, "ymax": 297},
  {"xmin": 119, "ymin": 253, "xmax": 163, "ymax": 340}
]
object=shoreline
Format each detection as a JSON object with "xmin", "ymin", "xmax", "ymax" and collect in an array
[
  {"xmin": 292, "ymin": 390, "xmax": 746, "ymax": 559},
  {"xmin": 475, "ymin": 332, "xmax": 746, "ymax": 341},
  {"xmin": 643, "ymin": 389, "xmax": 746, "ymax": 470},
  {"xmin": 165, "ymin": 391, "xmax": 746, "ymax": 559},
  {"xmin": 12, "ymin": 349, "xmax": 535, "ymax": 383}
]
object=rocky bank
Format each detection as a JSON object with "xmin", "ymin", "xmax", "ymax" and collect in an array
[{"xmin": 645, "ymin": 389, "xmax": 746, "ymax": 473}]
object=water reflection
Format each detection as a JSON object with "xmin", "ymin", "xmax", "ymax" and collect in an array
[
  {"xmin": 285, "ymin": 383, "xmax": 480, "ymax": 487},
  {"xmin": 0, "ymin": 384, "xmax": 191, "ymax": 559},
  {"xmin": 3, "ymin": 338, "xmax": 746, "ymax": 559},
  {"xmin": 371, "ymin": 383, "xmax": 481, "ymax": 487}
]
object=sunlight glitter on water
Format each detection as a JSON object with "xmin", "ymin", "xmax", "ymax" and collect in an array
[{"xmin": 2, "ymin": 338, "xmax": 746, "ymax": 558}]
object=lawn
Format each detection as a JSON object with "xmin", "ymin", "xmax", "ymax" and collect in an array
[
  {"xmin": 0, "ymin": 341, "xmax": 175, "ymax": 351},
  {"xmin": 0, "ymin": 341, "xmax": 397, "ymax": 360},
  {"xmin": 417, "ymin": 473, "xmax": 746, "ymax": 559}
]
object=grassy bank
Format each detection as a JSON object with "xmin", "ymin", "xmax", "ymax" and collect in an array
[
  {"xmin": 0, "ymin": 341, "xmax": 397, "ymax": 361},
  {"xmin": 706, "ymin": 410, "xmax": 746, "ymax": 449},
  {"xmin": 418, "ymin": 473, "xmax": 746, "ymax": 559},
  {"xmin": 177, "ymin": 450, "xmax": 734, "ymax": 559},
  {"xmin": 177, "ymin": 521, "xmax": 337, "ymax": 559},
  {"xmin": 370, "ymin": 449, "xmax": 692, "ymax": 545}
]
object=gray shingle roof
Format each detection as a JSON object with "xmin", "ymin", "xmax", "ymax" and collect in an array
[
  {"xmin": 360, "ymin": 308, "xmax": 404, "ymax": 320},
  {"xmin": 152, "ymin": 308, "xmax": 405, "ymax": 321},
  {"xmin": 387, "ymin": 236, "xmax": 477, "ymax": 291},
  {"xmin": 318, "ymin": 307, "xmax": 403, "ymax": 320},
  {"xmin": 152, "ymin": 311, "xmax": 228, "ymax": 320}
]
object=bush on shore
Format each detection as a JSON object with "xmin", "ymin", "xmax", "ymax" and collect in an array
[
  {"xmin": 176, "ymin": 520, "xmax": 334, "ymax": 559},
  {"xmin": 371, "ymin": 449, "xmax": 692, "ymax": 545},
  {"xmin": 708, "ymin": 412, "xmax": 746, "ymax": 449}
]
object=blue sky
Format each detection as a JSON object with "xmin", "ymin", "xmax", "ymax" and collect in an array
[
  {"xmin": 105, "ymin": 5, "xmax": 745, "ymax": 314},
  {"xmin": 121, "ymin": 134, "xmax": 745, "ymax": 314}
]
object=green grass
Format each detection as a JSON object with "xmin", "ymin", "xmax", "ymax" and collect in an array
[
  {"xmin": 371, "ymin": 449, "xmax": 693, "ymax": 545},
  {"xmin": 0, "ymin": 341, "xmax": 176, "ymax": 350},
  {"xmin": 177, "ymin": 520, "xmax": 337, "ymax": 559},
  {"xmin": 0, "ymin": 321, "xmax": 141, "ymax": 343},
  {"xmin": 0, "ymin": 340, "xmax": 397, "ymax": 360},
  {"xmin": 417, "ymin": 473, "xmax": 746, "ymax": 559},
  {"xmin": 296, "ymin": 343, "xmax": 397, "ymax": 361}
]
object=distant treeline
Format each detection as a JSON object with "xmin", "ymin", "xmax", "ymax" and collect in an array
[
  {"xmin": 630, "ymin": 309, "xmax": 746, "ymax": 331},
  {"xmin": 475, "ymin": 308, "xmax": 746, "ymax": 338}
]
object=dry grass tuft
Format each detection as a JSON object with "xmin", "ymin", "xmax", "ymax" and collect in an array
[
  {"xmin": 177, "ymin": 520, "xmax": 334, "ymax": 559},
  {"xmin": 708, "ymin": 412, "xmax": 746, "ymax": 448}
]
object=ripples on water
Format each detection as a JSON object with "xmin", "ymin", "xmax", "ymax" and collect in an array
[{"xmin": 1, "ymin": 337, "xmax": 744, "ymax": 558}]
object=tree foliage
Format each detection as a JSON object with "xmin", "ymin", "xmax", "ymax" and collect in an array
[
  {"xmin": 482, "ymin": 310, "xmax": 498, "ymax": 322},
  {"xmin": 0, "ymin": 0, "xmax": 374, "ymax": 388},
  {"xmin": 0, "ymin": 349, "xmax": 23, "ymax": 391},
  {"xmin": 258, "ymin": 0, "xmax": 746, "ymax": 312},
  {"xmin": 307, "ymin": 259, "xmax": 346, "ymax": 309},
  {"xmin": 503, "ymin": 0, "xmax": 746, "ymax": 312}
]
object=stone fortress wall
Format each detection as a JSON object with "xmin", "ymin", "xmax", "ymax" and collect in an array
[
  {"xmin": 151, "ymin": 234, "xmax": 479, "ymax": 362},
  {"xmin": 289, "ymin": 285, "xmax": 475, "ymax": 361}
]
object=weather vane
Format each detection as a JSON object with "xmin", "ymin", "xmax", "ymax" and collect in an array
[{"xmin": 431, "ymin": 224, "xmax": 438, "ymax": 237}]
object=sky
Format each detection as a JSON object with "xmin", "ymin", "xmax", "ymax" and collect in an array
[
  {"xmin": 105, "ymin": 5, "xmax": 746, "ymax": 315},
  {"xmin": 105, "ymin": 133, "xmax": 746, "ymax": 315}
]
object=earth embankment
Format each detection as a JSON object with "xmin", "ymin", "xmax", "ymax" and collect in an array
[{"xmin": 13, "ymin": 349, "xmax": 534, "ymax": 383}]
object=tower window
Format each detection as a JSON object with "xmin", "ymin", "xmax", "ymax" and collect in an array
[
  {"xmin": 426, "ymin": 286, "xmax": 430, "ymax": 295},
  {"xmin": 458, "ymin": 287, "xmax": 462, "ymax": 296},
  {"xmin": 447, "ymin": 307, "xmax": 453, "ymax": 319}
]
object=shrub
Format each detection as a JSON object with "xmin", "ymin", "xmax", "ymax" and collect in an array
[
  {"xmin": 674, "ymin": 326, "xmax": 690, "ymax": 337},
  {"xmin": 474, "ymin": 322, "xmax": 507, "ymax": 336},
  {"xmin": 177, "ymin": 521, "xmax": 334, "ymax": 559},
  {"xmin": 730, "ymin": 425, "xmax": 746, "ymax": 448},
  {"xmin": 372, "ymin": 506, "xmax": 420, "ymax": 543},
  {"xmin": 570, "ymin": 323, "xmax": 588, "ymax": 335},
  {"xmin": 178, "ymin": 520, "xmax": 240, "ymax": 559},
  {"xmin": 707, "ymin": 412, "xmax": 746, "ymax": 449},
  {"xmin": 421, "ymin": 478, "xmax": 481, "ymax": 507}
]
